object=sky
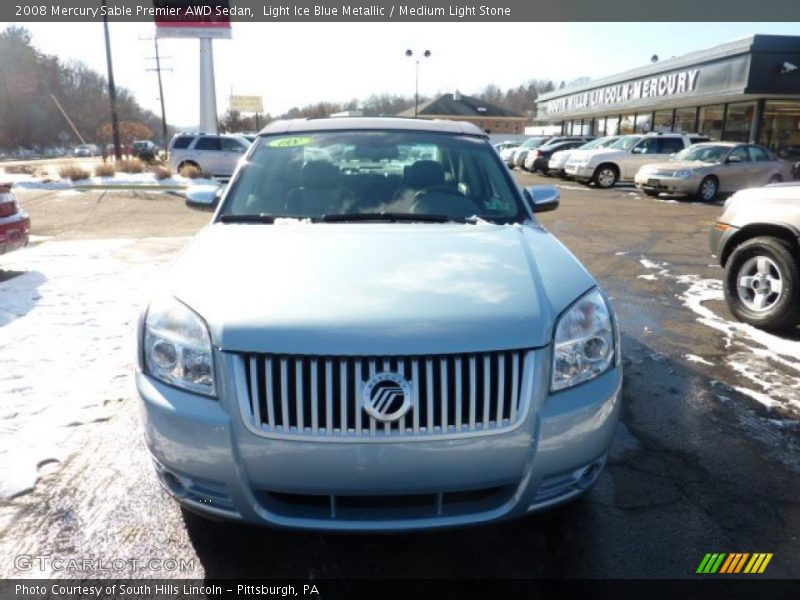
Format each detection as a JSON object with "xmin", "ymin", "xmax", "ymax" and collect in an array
[{"xmin": 5, "ymin": 21, "xmax": 800, "ymax": 128}]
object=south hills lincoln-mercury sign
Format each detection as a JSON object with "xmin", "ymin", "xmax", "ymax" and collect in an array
[{"xmin": 545, "ymin": 69, "xmax": 701, "ymax": 116}]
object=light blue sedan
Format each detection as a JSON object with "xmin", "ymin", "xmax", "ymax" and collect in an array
[{"xmin": 136, "ymin": 117, "xmax": 622, "ymax": 531}]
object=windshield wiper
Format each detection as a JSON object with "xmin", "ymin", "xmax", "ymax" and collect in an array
[
  {"xmin": 320, "ymin": 212, "xmax": 476, "ymax": 224},
  {"xmin": 219, "ymin": 214, "xmax": 282, "ymax": 223}
]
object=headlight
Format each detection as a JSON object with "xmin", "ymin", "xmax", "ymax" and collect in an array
[
  {"xmin": 551, "ymin": 289, "xmax": 616, "ymax": 392},
  {"xmin": 143, "ymin": 296, "xmax": 216, "ymax": 397},
  {"xmin": 675, "ymin": 170, "xmax": 693, "ymax": 179}
]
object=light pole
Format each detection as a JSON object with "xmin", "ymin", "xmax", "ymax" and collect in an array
[
  {"xmin": 102, "ymin": 0, "xmax": 122, "ymax": 160},
  {"xmin": 405, "ymin": 49, "xmax": 431, "ymax": 118}
]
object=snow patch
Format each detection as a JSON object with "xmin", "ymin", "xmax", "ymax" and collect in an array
[
  {"xmin": 637, "ymin": 255, "xmax": 800, "ymax": 416},
  {"xmin": 0, "ymin": 237, "xmax": 187, "ymax": 498},
  {"xmin": 685, "ymin": 354, "xmax": 714, "ymax": 366}
]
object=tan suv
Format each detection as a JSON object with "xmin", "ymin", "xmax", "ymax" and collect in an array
[{"xmin": 710, "ymin": 183, "xmax": 800, "ymax": 331}]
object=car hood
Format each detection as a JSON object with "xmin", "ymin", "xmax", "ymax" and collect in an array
[
  {"xmin": 165, "ymin": 222, "xmax": 597, "ymax": 355},
  {"xmin": 568, "ymin": 148, "xmax": 616, "ymax": 162}
]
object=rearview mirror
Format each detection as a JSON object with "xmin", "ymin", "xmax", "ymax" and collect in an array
[
  {"xmin": 185, "ymin": 185, "xmax": 221, "ymax": 211},
  {"xmin": 525, "ymin": 186, "xmax": 560, "ymax": 213}
]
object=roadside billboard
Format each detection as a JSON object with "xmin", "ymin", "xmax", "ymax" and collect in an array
[
  {"xmin": 230, "ymin": 95, "xmax": 264, "ymax": 113},
  {"xmin": 153, "ymin": 0, "xmax": 232, "ymax": 39}
]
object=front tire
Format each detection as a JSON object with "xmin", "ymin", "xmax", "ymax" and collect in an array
[
  {"xmin": 697, "ymin": 176, "xmax": 719, "ymax": 202},
  {"xmin": 724, "ymin": 236, "xmax": 800, "ymax": 331},
  {"xmin": 593, "ymin": 164, "xmax": 618, "ymax": 189}
]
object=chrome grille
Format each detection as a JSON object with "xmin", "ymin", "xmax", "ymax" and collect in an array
[{"xmin": 237, "ymin": 350, "xmax": 530, "ymax": 440}]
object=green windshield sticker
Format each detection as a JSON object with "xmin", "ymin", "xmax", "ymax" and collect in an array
[{"xmin": 269, "ymin": 136, "xmax": 312, "ymax": 148}]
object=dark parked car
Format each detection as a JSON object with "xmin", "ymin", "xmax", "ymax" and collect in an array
[{"xmin": 524, "ymin": 140, "xmax": 591, "ymax": 174}]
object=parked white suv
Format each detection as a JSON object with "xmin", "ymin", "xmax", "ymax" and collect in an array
[
  {"xmin": 565, "ymin": 132, "xmax": 710, "ymax": 188},
  {"xmin": 168, "ymin": 133, "xmax": 251, "ymax": 178}
]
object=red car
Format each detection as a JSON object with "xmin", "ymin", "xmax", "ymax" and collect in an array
[{"xmin": 0, "ymin": 184, "xmax": 30, "ymax": 256}]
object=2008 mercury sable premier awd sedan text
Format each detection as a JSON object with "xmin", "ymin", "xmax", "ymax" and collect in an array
[{"xmin": 135, "ymin": 117, "xmax": 622, "ymax": 531}]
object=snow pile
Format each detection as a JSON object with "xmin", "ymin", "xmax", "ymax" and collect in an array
[
  {"xmin": 637, "ymin": 257, "xmax": 800, "ymax": 415},
  {"xmin": 3, "ymin": 170, "xmax": 218, "ymax": 190},
  {"xmin": 0, "ymin": 237, "xmax": 185, "ymax": 499}
]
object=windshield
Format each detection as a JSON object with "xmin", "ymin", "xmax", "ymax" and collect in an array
[
  {"xmin": 580, "ymin": 137, "xmax": 617, "ymax": 150},
  {"xmin": 608, "ymin": 135, "xmax": 643, "ymax": 150},
  {"xmin": 674, "ymin": 145, "xmax": 732, "ymax": 163},
  {"xmin": 521, "ymin": 137, "xmax": 547, "ymax": 149},
  {"xmin": 220, "ymin": 130, "xmax": 525, "ymax": 223}
]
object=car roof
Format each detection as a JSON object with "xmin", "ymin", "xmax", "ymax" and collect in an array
[
  {"xmin": 259, "ymin": 117, "xmax": 487, "ymax": 137},
  {"xmin": 691, "ymin": 141, "xmax": 740, "ymax": 147}
]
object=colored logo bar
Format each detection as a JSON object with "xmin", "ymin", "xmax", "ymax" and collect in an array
[{"xmin": 696, "ymin": 553, "xmax": 773, "ymax": 574}]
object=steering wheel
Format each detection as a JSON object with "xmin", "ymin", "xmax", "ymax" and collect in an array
[{"xmin": 411, "ymin": 186, "xmax": 479, "ymax": 218}]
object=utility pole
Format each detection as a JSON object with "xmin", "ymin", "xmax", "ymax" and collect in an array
[
  {"xmin": 144, "ymin": 37, "xmax": 171, "ymax": 150},
  {"xmin": 102, "ymin": 0, "xmax": 122, "ymax": 160}
]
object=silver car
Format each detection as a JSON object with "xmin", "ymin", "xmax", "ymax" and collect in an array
[
  {"xmin": 137, "ymin": 118, "xmax": 621, "ymax": 531},
  {"xmin": 636, "ymin": 142, "xmax": 793, "ymax": 201},
  {"xmin": 168, "ymin": 133, "xmax": 251, "ymax": 178}
]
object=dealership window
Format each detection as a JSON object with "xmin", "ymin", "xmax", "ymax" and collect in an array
[
  {"xmin": 653, "ymin": 110, "xmax": 674, "ymax": 132},
  {"xmin": 634, "ymin": 113, "xmax": 653, "ymax": 134},
  {"xmin": 673, "ymin": 107, "xmax": 697, "ymax": 133},
  {"xmin": 698, "ymin": 105, "xmax": 724, "ymax": 140},
  {"xmin": 594, "ymin": 117, "xmax": 606, "ymax": 136},
  {"xmin": 606, "ymin": 116, "xmax": 620, "ymax": 135},
  {"xmin": 759, "ymin": 100, "xmax": 800, "ymax": 161},
  {"xmin": 619, "ymin": 114, "xmax": 636, "ymax": 134},
  {"xmin": 723, "ymin": 102, "xmax": 756, "ymax": 142}
]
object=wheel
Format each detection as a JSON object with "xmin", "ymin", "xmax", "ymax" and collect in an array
[
  {"xmin": 768, "ymin": 175, "xmax": 782, "ymax": 185},
  {"xmin": 697, "ymin": 176, "xmax": 718, "ymax": 202},
  {"xmin": 592, "ymin": 164, "xmax": 618, "ymax": 189},
  {"xmin": 724, "ymin": 236, "xmax": 800, "ymax": 331},
  {"xmin": 643, "ymin": 190, "xmax": 660, "ymax": 197}
]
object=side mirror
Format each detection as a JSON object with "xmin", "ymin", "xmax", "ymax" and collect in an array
[
  {"xmin": 727, "ymin": 155, "xmax": 742, "ymax": 163},
  {"xmin": 525, "ymin": 186, "xmax": 560, "ymax": 213},
  {"xmin": 185, "ymin": 185, "xmax": 221, "ymax": 211}
]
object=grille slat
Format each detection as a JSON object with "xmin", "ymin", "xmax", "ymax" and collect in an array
[
  {"xmin": 280, "ymin": 359, "xmax": 290, "ymax": 431},
  {"xmin": 249, "ymin": 356, "xmax": 262, "ymax": 425},
  {"xmin": 496, "ymin": 354, "xmax": 505, "ymax": 425},
  {"xmin": 482, "ymin": 354, "xmax": 491, "ymax": 428},
  {"xmin": 340, "ymin": 361, "xmax": 348, "ymax": 433},
  {"xmin": 295, "ymin": 360, "xmax": 304, "ymax": 432},
  {"xmin": 468, "ymin": 356, "xmax": 477, "ymax": 429},
  {"xmin": 240, "ymin": 350, "xmax": 529, "ymax": 440},
  {"xmin": 325, "ymin": 359, "xmax": 333, "ymax": 433},
  {"xmin": 265, "ymin": 357, "xmax": 275, "ymax": 428}
]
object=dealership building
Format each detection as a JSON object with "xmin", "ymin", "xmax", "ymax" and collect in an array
[{"xmin": 536, "ymin": 35, "xmax": 800, "ymax": 158}]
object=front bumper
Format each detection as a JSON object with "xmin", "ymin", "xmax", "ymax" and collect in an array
[
  {"xmin": 137, "ymin": 347, "xmax": 621, "ymax": 531},
  {"xmin": 634, "ymin": 173, "xmax": 699, "ymax": 195},
  {"xmin": 564, "ymin": 164, "xmax": 594, "ymax": 180}
]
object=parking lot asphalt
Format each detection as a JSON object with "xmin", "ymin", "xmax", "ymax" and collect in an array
[{"xmin": 1, "ymin": 175, "xmax": 799, "ymax": 579}]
